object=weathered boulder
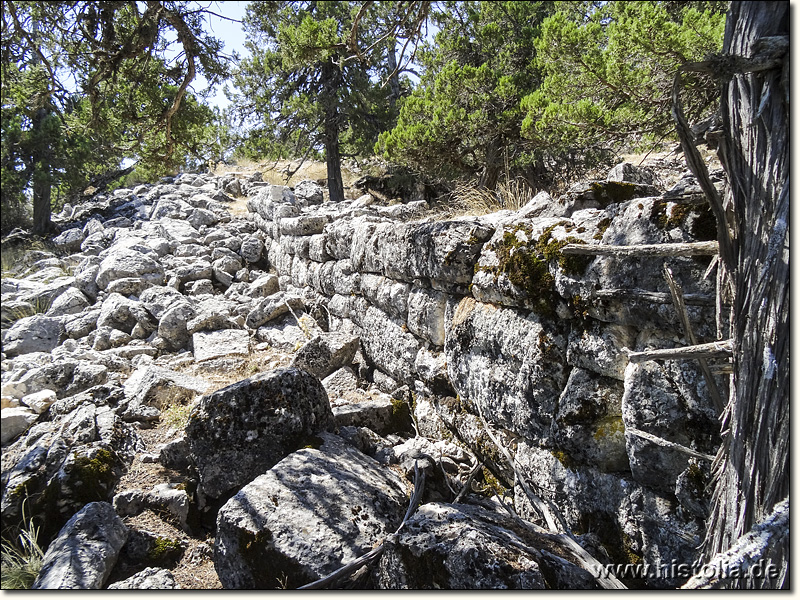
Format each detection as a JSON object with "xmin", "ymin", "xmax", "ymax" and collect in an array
[
  {"xmin": 107, "ymin": 567, "xmax": 180, "ymax": 589},
  {"xmin": 45, "ymin": 287, "xmax": 91, "ymax": 318},
  {"xmin": 53, "ymin": 227, "xmax": 85, "ymax": 253},
  {"xmin": 96, "ymin": 293, "xmax": 140, "ymax": 333},
  {"xmin": 289, "ymin": 332, "xmax": 360, "ymax": 379},
  {"xmin": 33, "ymin": 502, "xmax": 128, "ymax": 589},
  {"xmin": 185, "ymin": 368, "xmax": 334, "ymax": 500},
  {"xmin": 607, "ymin": 162, "xmax": 656, "ymax": 186},
  {"xmin": 294, "ymin": 180, "xmax": 324, "ymax": 207},
  {"xmin": 139, "ymin": 286, "xmax": 189, "ymax": 320},
  {"xmin": 239, "ymin": 235, "xmax": 264, "ymax": 263},
  {"xmin": 193, "ymin": 329, "xmax": 250, "ymax": 362},
  {"xmin": 1, "ymin": 406, "xmax": 39, "ymax": 445},
  {"xmin": 121, "ymin": 365, "xmax": 210, "ymax": 421},
  {"xmin": 375, "ymin": 501, "xmax": 595, "ymax": 589},
  {"xmin": 113, "ymin": 483, "xmax": 190, "ymax": 532},
  {"xmin": 214, "ymin": 432, "xmax": 407, "ymax": 589},
  {"xmin": 2, "ymin": 314, "xmax": 64, "ymax": 357},
  {"xmin": 247, "ymin": 274, "xmax": 280, "ymax": 298},
  {"xmin": 95, "ymin": 249, "xmax": 165, "ymax": 291},
  {"xmin": 245, "ymin": 291, "xmax": 304, "ymax": 329},
  {"xmin": 1, "ymin": 401, "xmax": 142, "ymax": 544},
  {"xmin": 330, "ymin": 389, "xmax": 400, "ymax": 435},
  {"xmin": 20, "ymin": 389, "xmax": 58, "ymax": 414},
  {"xmin": 157, "ymin": 303, "xmax": 196, "ymax": 351}
]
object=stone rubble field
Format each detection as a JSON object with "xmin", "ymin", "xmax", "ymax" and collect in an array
[{"xmin": 1, "ymin": 157, "xmax": 729, "ymax": 589}]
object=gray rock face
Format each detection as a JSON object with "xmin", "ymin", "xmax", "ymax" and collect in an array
[
  {"xmin": 376, "ymin": 501, "xmax": 593, "ymax": 589},
  {"xmin": 290, "ymin": 332, "xmax": 360, "ymax": 379},
  {"xmin": 1, "ymin": 401, "xmax": 141, "ymax": 542},
  {"xmin": 193, "ymin": 329, "xmax": 250, "ymax": 362},
  {"xmin": 245, "ymin": 291, "xmax": 304, "ymax": 329},
  {"xmin": 445, "ymin": 298, "xmax": 567, "ymax": 441},
  {"xmin": 107, "ymin": 567, "xmax": 180, "ymax": 589},
  {"xmin": 406, "ymin": 286, "xmax": 448, "ymax": 347},
  {"xmin": 621, "ymin": 357, "xmax": 718, "ymax": 492},
  {"xmin": 513, "ymin": 441, "xmax": 704, "ymax": 588},
  {"xmin": 356, "ymin": 305, "xmax": 420, "ymax": 384},
  {"xmin": 2, "ymin": 314, "xmax": 64, "ymax": 357},
  {"xmin": 214, "ymin": 432, "xmax": 407, "ymax": 589},
  {"xmin": 33, "ymin": 502, "xmax": 128, "ymax": 589},
  {"xmin": 551, "ymin": 367, "xmax": 628, "ymax": 473},
  {"xmin": 95, "ymin": 248, "xmax": 165, "ymax": 291},
  {"xmin": 186, "ymin": 368, "xmax": 335, "ymax": 500},
  {"xmin": 1, "ymin": 406, "xmax": 39, "ymax": 444}
]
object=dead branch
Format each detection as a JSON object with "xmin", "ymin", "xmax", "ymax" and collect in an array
[
  {"xmin": 298, "ymin": 462, "xmax": 426, "ymax": 589},
  {"xmin": 561, "ymin": 241, "xmax": 718, "ymax": 257},
  {"xmin": 628, "ymin": 340, "xmax": 733, "ymax": 363},
  {"xmin": 671, "ymin": 73, "xmax": 735, "ymax": 273},
  {"xmin": 593, "ymin": 288, "xmax": 716, "ymax": 306},
  {"xmin": 664, "ymin": 266, "xmax": 725, "ymax": 414},
  {"xmin": 626, "ymin": 427, "xmax": 716, "ymax": 462}
]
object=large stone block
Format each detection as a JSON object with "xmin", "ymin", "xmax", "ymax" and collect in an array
[
  {"xmin": 214, "ymin": 433, "xmax": 406, "ymax": 589},
  {"xmin": 186, "ymin": 368, "xmax": 334, "ymax": 500},
  {"xmin": 445, "ymin": 298, "xmax": 567, "ymax": 441}
]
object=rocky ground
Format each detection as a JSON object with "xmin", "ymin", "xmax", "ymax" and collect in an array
[{"xmin": 1, "ymin": 149, "xmax": 728, "ymax": 589}]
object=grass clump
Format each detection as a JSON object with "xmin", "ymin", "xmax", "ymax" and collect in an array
[
  {"xmin": 450, "ymin": 178, "xmax": 534, "ymax": 216},
  {"xmin": 1, "ymin": 504, "xmax": 45, "ymax": 589},
  {"xmin": 161, "ymin": 402, "xmax": 194, "ymax": 430}
]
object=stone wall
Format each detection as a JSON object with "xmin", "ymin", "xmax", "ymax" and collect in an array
[{"xmin": 247, "ymin": 171, "xmax": 725, "ymax": 584}]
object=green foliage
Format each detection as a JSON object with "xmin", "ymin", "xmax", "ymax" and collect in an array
[
  {"xmin": 229, "ymin": 1, "xmax": 428, "ymax": 201},
  {"xmin": 1, "ymin": 501, "xmax": 44, "ymax": 589},
  {"xmin": 521, "ymin": 1, "xmax": 726, "ymax": 153},
  {"xmin": 378, "ymin": 1, "xmax": 557, "ymax": 189},
  {"xmin": 1, "ymin": 1, "xmax": 228, "ymax": 233}
]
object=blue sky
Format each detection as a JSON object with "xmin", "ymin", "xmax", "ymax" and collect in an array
[{"xmin": 193, "ymin": 1, "xmax": 251, "ymax": 109}]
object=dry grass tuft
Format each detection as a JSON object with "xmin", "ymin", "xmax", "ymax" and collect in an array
[{"xmin": 447, "ymin": 178, "xmax": 536, "ymax": 217}]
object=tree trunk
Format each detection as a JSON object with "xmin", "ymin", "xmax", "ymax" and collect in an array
[
  {"xmin": 386, "ymin": 39, "xmax": 401, "ymax": 110},
  {"xmin": 703, "ymin": 1, "xmax": 789, "ymax": 588},
  {"xmin": 321, "ymin": 59, "xmax": 345, "ymax": 204},
  {"xmin": 31, "ymin": 107, "xmax": 53, "ymax": 235}
]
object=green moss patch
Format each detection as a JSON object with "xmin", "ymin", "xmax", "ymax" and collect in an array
[{"xmin": 590, "ymin": 181, "xmax": 637, "ymax": 207}]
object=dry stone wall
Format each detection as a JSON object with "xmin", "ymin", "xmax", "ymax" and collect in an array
[{"xmin": 248, "ymin": 168, "xmax": 725, "ymax": 582}]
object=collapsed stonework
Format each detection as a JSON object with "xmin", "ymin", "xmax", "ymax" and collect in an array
[{"xmin": 1, "ymin": 159, "xmax": 729, "ymax": 589}]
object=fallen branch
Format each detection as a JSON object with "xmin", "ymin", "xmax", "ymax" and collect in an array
[
  {"xmin": 474, "ymin": 401, "xmax": 565, "ymax": 533},
  {"xmin": 297, "ymin": 462, "xmax": 426, "ymax": 589},
  {"xmin": 682, "ymin": 496, "xmax": 789, "ymax": 589},
  {"xmin": 561, "ymin": 241, "xmax": 718, "ymax": 257},
  {"xmin": 664, "ymin": 266, "xmax": 725, "ymax": 414},
  {"xmin": 628, "ymin": 340, "xmax": 733, "ymax": 363},
  {"xmin": 626, "ymin": 427, "xmax": 716, "ymax": 462},
  {"xmin": 453, "ymin": 460, "xmax": 484, "ymax": 504},
  {"xmin": 492, "ymin": 491, "xmax": 627, "ymax": 590},
  {"xmin": 593, "ymin": 288, "xmax": 716, "ymax": 306}
]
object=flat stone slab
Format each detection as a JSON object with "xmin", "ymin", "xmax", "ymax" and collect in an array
[{"xmin": 193, "ymin": 329, "xmax": 250, "ymax": 362}]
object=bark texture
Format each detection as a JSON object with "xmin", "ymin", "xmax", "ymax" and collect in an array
[{"xmin": 703, "ymin": 1, "xmax": 789, "ymax": 588}]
